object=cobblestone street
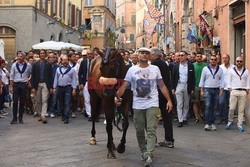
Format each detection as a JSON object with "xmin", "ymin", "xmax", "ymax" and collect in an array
[{"xmin": 1, "ymin": 107, "xmax": 250, "ymax": 167}]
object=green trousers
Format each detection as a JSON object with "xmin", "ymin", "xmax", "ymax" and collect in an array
[{"xmin": 133, "ymin": 107, "xmax": 159, "ymax": 158}]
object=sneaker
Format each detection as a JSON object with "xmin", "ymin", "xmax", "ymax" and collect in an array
[
  {"xmin": 72, "ymin": 112, "xmax": 76, "ymax": 118},
  {"xmin": 34, "ymin": 112, "xmax": 38, "ymax": 117},
  {"xmin": 237, "ymin": 125, "xmax": 245, "ymax": 132},
  {"xmin": 77, "ymin": 107, "xmax": 82, "ymax": 112},
  {"xmin": 225, "ymin": 122, "xmax": 232, "ymax": 130},
  {"xmin": 211, "ymin": 124, "xmax": 217, "ymax": 131},
  {"xmin": 158, "ymin": 140, "xmax": 174, "ymax": 148},
  {"xmin": 0, "ymin": 110, "xmax": 8, "ymax": 116},
  {"xmin": 45, "ymin": 113, "xmax": 49, "ymax": 117},
  {"xmin": 50, "ymin": 113, "xmax": 55, "ymax": 118},
  {"xmin": 103, "ymin": 119, "xmax": 106, "ymax": 125},
  {"xmin": 204, "ymin": 124, "xmax": 211, "ymax": 131},
  {"xmin": 144, "ymin": 156, "xmax": 153, "ymax": 167},
  {"xmin": 0, "ymin": 114, "xmax": 4, "ymax": 118},
  {"xmin": 141, "ymin": 154, "xmax": 147, "ymax": 161}
]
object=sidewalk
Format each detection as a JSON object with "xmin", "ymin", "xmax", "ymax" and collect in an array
[{"xmin": 0, "ymin": 107, "xmax": 250, "ymax": 167}]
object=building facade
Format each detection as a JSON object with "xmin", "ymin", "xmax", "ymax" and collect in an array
[
  {"xmin": 81, "ymin": 0, "xmax": 116, "ymax": 49},
  {"xmin": 115, "ymin": 0, "xmax": 136, "ymax": 50},
  {"xmin": 0, "ymin": 0, "xmax": 82, "ymax": 63}
]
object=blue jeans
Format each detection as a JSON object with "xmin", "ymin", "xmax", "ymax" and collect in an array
[
  {"xmin": 57, "ymin": 86, "xmax": 72, "ymax": 119},
  {"xmin": 219, "ymin": 90, "xmax": 230, "ymax": 121},
  {"xmin": 204, "ymin": 88, "xmax": 219, "ymax": 125}
]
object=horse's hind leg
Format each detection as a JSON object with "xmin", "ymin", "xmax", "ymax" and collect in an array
[{"xmin": 89, "ymin": 91, "xmax": 101, "ymax": 145}]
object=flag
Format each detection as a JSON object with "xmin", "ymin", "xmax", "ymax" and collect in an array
[
  {"xmin": 199, "ymin": 15, "xmax": 212, "ymax": 41},
  {"xmin": 144, "ymin": 0, "xmax": 164, "ymax": 24},
  {"xmin": 187, "ymin": 28, "xmax": 198, "ymax": 44},
  {"xmin": 144, "ymin": 12, "xmax": 157, "ymax": 39}
]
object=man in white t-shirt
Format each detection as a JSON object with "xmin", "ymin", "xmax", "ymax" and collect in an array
[{"xmin": 114, "ymin": 47, "xmax": 173, "ymax": 167}]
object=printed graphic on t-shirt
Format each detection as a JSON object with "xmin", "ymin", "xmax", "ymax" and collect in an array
[{"xmin": 135, "ymin": 70, "xmax": 151, "ymax": 98}]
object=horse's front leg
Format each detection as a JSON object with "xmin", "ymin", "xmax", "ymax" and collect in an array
[
  {"xmin": 117, "ymin": 110, "xmax": 129, "ymax": 154},
  {"xmin": 105, "ymin": 107, "xmax": 116, "ymax": 159}
]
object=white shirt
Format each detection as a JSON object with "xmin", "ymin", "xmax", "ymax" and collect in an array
[
  {"xmin": 199, "ymin": 65, "xmax": 224, "ymax": 89},
  {"xmin": 1, "ymin": 68, "xmax": 9, "ymax": 85},
  {"xmin": 227, "ymin": 67, "xmax": 250, "ymax": 90},
  {"xmin": 124, "ymin": 65, "xmax": 162, "ymax": 110},
  {"xmin": 179, "ymin": 63, "xmax": 188, "ymax": 83},
  {"xmin": 220, "ymin": 64, "xmax": 235, "ymax": 90}
]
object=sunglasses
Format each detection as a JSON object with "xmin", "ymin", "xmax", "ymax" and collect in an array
[
  {"xmin": 179, "ymin": 54, "xmax": 185, "ymax": 56},
  {"xmin": 236, "ymin": 60, "xmax": 243, "ymax": 63},
  {"xmin": 210, "ymin": 59, "xmax": 217, "ymax": 61}
]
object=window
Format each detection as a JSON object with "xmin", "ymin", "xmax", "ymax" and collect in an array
[
  {"xmin": 52, "ymin": 0, "xmax": 57, "ymax": 16},
  {"xmin": 68, "ymin": 2, "xmax": 72, "ymax": 26},
  {"xmin": 130, "ymin": 34, "xmax": 134, "ymax": 41},
  {"xmin": 0, "ymin": 0, "xmax": 11, "ymax": 5},
  {"xmin": 85, "ymin": 0, "xmax": 93, "ymax": 7},
  {"xmin": 131, "ymin": 15, "xmax": 136, "ymax": 26},
  {"xmin": 60, "ymin": 0, "xmax": 65, "ymax": 20},
  {"xmin": 0, "ymin": 26, "xmax": 15, "ymax": 35},
  {"xmin": 85, "ymin": 19, "xmax": 92, "ymax": 30}
]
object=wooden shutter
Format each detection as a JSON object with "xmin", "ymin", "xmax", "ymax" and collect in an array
[
  {"xmin": 79, "ymin": 9, "xmax": 82, "ymax": 26},
  {"xmin": 72, "ymin": 4, "xmax": 76, "ymax": 27},
  {"xmin": 59, "ymin": 0, "xmax": 62, "ymax": 18}
]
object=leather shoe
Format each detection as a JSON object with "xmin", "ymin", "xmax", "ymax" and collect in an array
[
  {"xmin": 177, "ymin": 122, "xmax": 183, "ymax": 127},
  {"xmin": 64, "ymin": 119, "xmax": 69, "ymax": 124},
  {"xmin": 183, "ymin": 120, "xmax": 188, "ymax": 125},
  {"xmin": 10, "ymin": 119, "xmax": 18, "ymax": 124},
  {"xmin": 42, "ymin": 118, "xmax": 47, "ymax": 124},
  {"xmin": 19, "ymin": 119, "xmax": 23, "ymax": 124}
]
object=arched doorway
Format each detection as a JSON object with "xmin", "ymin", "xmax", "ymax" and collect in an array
[{"xmin": 0, "ymin": 26, "xmax": 16, "ymax": 63}]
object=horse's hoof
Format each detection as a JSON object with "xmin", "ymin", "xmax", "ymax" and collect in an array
[
  {"xmin": 107, "ymin": 151, "xmax": 116, "ymax": 159},
  {"xmin": 90, "ymin": 137, "xmax": 97, "ymax": 145},
  {"xmin": 117, "ymin": 143, "xmax": 125, "ymax": 154}
]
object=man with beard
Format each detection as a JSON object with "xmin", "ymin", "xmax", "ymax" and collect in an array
[
  {"xmin": 53, "ymin": 55, "xmax": 77, "ymax": 124},
  {"xmin": 199, "ymin": 55, "xmax": 224, "ymax": 131},
  {"xmin": 115, "ymin": 47, "xmax": 173, "ymax": 167},
  {"xmin": 226, "ymin": 56, "xmax": 249, "ymax": 132}
]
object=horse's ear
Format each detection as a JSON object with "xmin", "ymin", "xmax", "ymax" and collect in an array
[{"xmin": 97, "ymin": 49, "xmax": 104, "ymax": 57}]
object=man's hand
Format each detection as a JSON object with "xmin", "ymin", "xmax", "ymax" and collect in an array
[
  {"xmin": 79, "ymin": 84, "xmax": 84, "ymax": 91},
  {"xmin": 10, "ymin": 87, "xmax": 13, "ymax": 94},
  {"xmin": 114, "ymin": 96, "xmax": 123, "ymax": 106},
  {"xmin": 190, "ymin": 90, "xmax": 194, "ymax": 96},
  {"xmin": 31, "ymin": 88, "xmax": 36, "ymax": 95},
  {"xmin": 72, "ymin": 89, "xmax": 76, "ymax": 96},
  {"xmin": 219, "ymin": 89, "xmax": 224, "ymax": 96},
  {"xmin": 228, "ymin": 88, "xmax": 232, "ymax": 93},
  {"xmin": 49, "ymin": 88, "xmax": 53, "ymax": 94},
  {"xmin": 172, "ymin": 89, "xmax": 175, "ymax": 95},
  {"xmin": 200, "ymin": 89, "xmax": 204, "ymax": 97},
  {"xmin": 53, "ymin": 89, "xmax": 56, "ymax": 94},
  {"xmin": 166, "ymin": 101, "xmax": 173, "ymax": 113}
]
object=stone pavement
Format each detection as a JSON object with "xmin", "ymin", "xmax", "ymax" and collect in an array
[{"xmin": 0, "ymin": 107, "xmax": 250, "ymax": 167}]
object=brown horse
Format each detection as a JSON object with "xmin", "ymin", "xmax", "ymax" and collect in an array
[{"xmin": 88, "ymin": 47, "xmax": 131, "ymax": 159}]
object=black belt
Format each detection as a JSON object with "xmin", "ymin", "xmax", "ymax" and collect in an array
[
  {"xmin": 205, "ymin": 88, "xmax": 220, "ymax": 90},
  {"xmin": 58, "ymin": 85, "xmax": 71, "ymax": 88},
  {"xmin": 14, "ymin": 82, "xmax": 27, "ymax": 84},
  {"xmin": 234, "ymin": 89, "xmax": 246, "ymax": 91}
]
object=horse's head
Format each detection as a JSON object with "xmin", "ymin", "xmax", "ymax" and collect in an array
[{"xmin": 98, "ymin": 47, "xmax": 126, "ymax": 97}]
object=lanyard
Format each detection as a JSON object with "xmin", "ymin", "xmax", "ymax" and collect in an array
[
  {"xmin": 1, "ymin": 68, "xmax": 6, "ymax": 73},
  {"xmin": 233, "ymin": 67, "xmax": 246, "ymax": 80},
  {"xmin": 59, "ymin": 66, "xmax": 71, "ymax": 77},
  {"xmin": 207, "ymin": 65, "xmax": 219, "ymax": 79},
  {"xmin": 16, "ymin": 62, "xmax": 27, "ymax": 78}
]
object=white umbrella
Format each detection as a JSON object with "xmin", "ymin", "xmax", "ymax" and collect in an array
[
  {"xmin": 32, "ymin": 41, "xmax": 83, "ymax": 51},
  {"xmin": 32, "ymin": 41, "xmax": 66, "ymax": 50},
  {"xmin": 64, "ymin": 42, "xmax": 83, "ymax": 51},
  {"xmin": 0, "ymin": 39, "xmax": 5, "ymax": 59}
]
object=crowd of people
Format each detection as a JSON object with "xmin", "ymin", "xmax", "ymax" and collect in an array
[{"xmin": 0, "ymin": 46, "xmax": 249, "ymax": 167}]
